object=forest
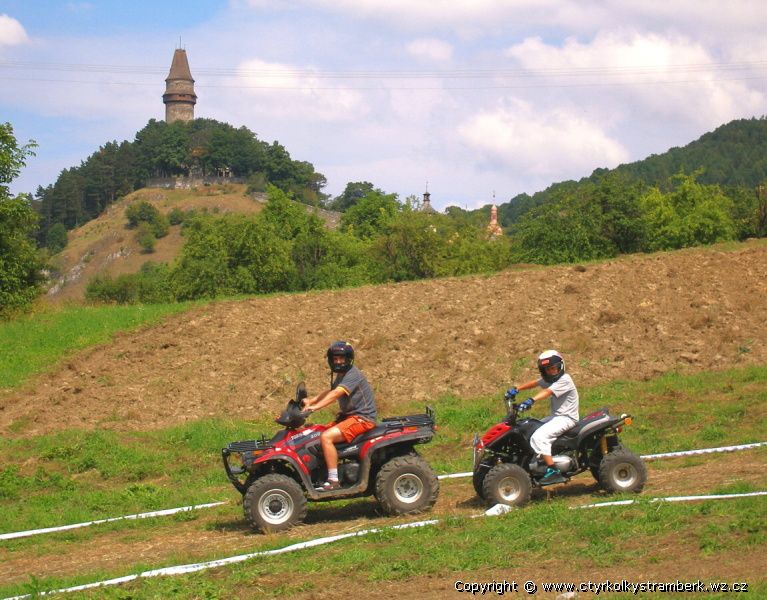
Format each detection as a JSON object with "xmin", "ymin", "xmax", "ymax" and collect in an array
[{"xmin": 2, "ymin": 116, "xmax": 767, "ymax": 313}]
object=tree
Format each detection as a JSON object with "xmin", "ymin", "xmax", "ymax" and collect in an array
[
  {"xmin": 591, "ymin": 172, "xmax": 647, "ymax": 253},
  {"xmin": 170, "ymin": 214, "xmax": 233, "ymax": 299},
  {"xmin": 328, "ymin": 181, "xmax": 376, "ymax": 212},
  {"xmin": 641, "ymin": 173, "xmax": 735, "ymax": 251},
  {"xmin": 1, "ymin": 122, "xmax": 44, "ymax": 317},
  {"xmin": 259, "ymin": 185, "xmax": 312, "ymax": 240},
  {"xmin": 728, "ymin": 184, "xmax": 767, "ymax": 239},
  {"xmin": 339, "ymin": 190, "xmax": 400, "ymax": 239},
  {"xmin": 371, "ymin": 209, "xmax": 443, "ymax": 281},
  {"xmin": 46, "ymin": 222, "xmax": 68, "ymax": 254},
  {"xmin": 509, "ymin": 193, "xmax": 616, "ymax": 264}
]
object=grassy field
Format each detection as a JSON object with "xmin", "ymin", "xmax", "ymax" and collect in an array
[
  {"xmin": 0, "ymin": 303, "xmax": 197, "ymax": 390},
  {"xmin": 1, "ymin": 365, "xmax": 765, "ymax": 599}
]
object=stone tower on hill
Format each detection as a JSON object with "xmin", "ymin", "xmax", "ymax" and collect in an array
[{"xmin": 163, "ymin": 48, "xmax": 197, "ymax": 123}]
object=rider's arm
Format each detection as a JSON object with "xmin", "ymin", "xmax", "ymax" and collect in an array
[
  {"xmin": 304, "ymin": 387, "xmax": 347, "ymax": 412},
  {"xmin": 515, "ymin": 379, "xmax": 539, "ymax": 392},
  {"xmin": 530, "ymin": 388, "xmax": 553, "ymax": 403}
]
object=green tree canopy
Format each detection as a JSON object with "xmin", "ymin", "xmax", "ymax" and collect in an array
[
  {"xmin": 339, "ymin": 190, "xmax": 400, "ymax": 239},
  {"xmin": 1, "ymin": 122, "xmax": 43, "ymax": 318},
  {"xmin": 641, "ymin": 173, "xmax": 735, "ymax": 251},
  {"xmin": 328, "ymin": 181, "xmax": 377, "ymax": 212}
]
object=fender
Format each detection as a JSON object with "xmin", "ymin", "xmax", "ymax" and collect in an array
[
  {"xmin": 478, "ymin": 422, "xmax": 511, "ymax": 448},
  {"xmin": 359, "ymin": 428, "xmax": 433, "ymax": 460}
]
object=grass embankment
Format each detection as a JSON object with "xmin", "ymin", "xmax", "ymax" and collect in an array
[
  {"xmin": 0, "ymin": 366, "xmax": 765, "ymax": 598},
  {"xmin": 0, "ymin": 303, "xmax": 196, "ymax": 390}
]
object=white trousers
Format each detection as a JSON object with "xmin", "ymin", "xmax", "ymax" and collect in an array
[{"xmin": 530, "ymin": 415, "xmax": 577, "ymax": 456}]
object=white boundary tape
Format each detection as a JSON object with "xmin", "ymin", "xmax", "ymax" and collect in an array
[
  {"xmin": 0, "ymin": 502, "xmax": 227, "ymax": 541},
  {"xmin": 1, "ymin": 441, "xmax": 764, "ymax": 543},
  {"xmin": 640, "ymin": 441, "xmax": 767, "ymax": 461},
  {"xmin": 0, "ymin": 519, "xmax": 440, "ymax": 600},
  {"xmin": 3, "ymin": 491, "xmax": 765, "ymax": 600},
  {"xmin": 575, "ymin": 491, "xmax": 767, "ymax": 509}
]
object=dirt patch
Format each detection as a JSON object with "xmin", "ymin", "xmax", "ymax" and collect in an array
[{"xmin": 3, "ymin": 241, "xmax": 767, "ymax": 438}]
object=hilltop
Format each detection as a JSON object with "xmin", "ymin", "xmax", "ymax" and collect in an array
[
  {"xmin": 3, "ymin": 239, "xmax": 766, "ymax": 437},
  {"xmin": 45, "ymin": 184, "xmax": 339, "ymax": 303}
]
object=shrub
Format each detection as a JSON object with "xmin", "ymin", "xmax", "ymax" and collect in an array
[
  {"xmin": 135, "ymin": 222, "xmax": 156, "ymax": 254},
  {"xmin": 168, "ymin": 207, "xmax": 185, "ymax": 225},
  {"xmin": 246, "ymin": 172, "xmax": 268, "ymax": 194},
  {"xmin": 46, "ymin": 222, "xmax": 68, "ymax": 254},
  {"xmin": 85, "ymin": 263, "xmax": 173, "ymax": 304},
  {"xmin": 125, "ymin": 201, "xmax": 169, "ymax": 238}
]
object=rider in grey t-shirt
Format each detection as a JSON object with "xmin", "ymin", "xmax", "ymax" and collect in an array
[
  {"xmin": 333, "ymin": 365, "xmax": 377, "ymax": 423},
  {"xmin": 538, "ymin": 373, "xmax": 579, "ymax": 422}
]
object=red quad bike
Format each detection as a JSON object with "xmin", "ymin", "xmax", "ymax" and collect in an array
[
  {"xmin": 472, "ymin": 391, "xmax": 647, "ymax": 507},
  {"xmin": 223, "ymin": 383, "xmax": 439, "ymax": 533}
]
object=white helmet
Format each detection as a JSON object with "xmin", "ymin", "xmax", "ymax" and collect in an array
[{"xmin": 537, "ymin": 350, "xmax": 565, "ymax": 383}]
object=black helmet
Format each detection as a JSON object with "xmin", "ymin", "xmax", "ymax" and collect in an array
[
  {"xmin": 327, "ymin": 341, "xmax": 354, "ymax": 373},
  {"xmin": 537, "ymin": 349, "xmax": 565, "ymax": 383}
]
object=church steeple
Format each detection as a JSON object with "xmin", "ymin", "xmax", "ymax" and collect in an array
[
  {"xmin": 163, "ymin": 48, "xmax": 197, "ymax": 123},
  {"xmin": 421, "ymin": 181, "xmax": 436, "ymax": 213}
]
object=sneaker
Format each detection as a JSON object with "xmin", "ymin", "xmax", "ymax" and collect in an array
[
  {"xmin": 539, "ymin": 467, "xmax": 566, "ymax": 485},
  {"xmin": 316, "ymin": 480, "xmax": 341, "ymax": 491}
]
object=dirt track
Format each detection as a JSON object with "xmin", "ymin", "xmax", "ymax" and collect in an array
[{"xmin": 2, "ymin": 241, "xmax": 767, "ymax": 437}]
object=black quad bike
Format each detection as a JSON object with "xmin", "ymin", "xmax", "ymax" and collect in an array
[
  {"xmin": 472, "ymin": 392, "xmax": 647, "ymax": 507},
  {"xmin": 223, "ymin": 383, "xmax": 439, "ymax": 532}
]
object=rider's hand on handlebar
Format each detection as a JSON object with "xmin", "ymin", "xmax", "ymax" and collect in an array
[
  {"xmin": 518, "ymin": 398, "xmax": 534, "ymax": 412},
  {"xmin": 504, "ymin": 387, "xmax": 519, "ymax": 400}
]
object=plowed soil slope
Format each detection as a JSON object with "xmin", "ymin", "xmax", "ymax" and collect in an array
[{"xmin": 2, "ymin": 241, "xmax": 766, "ymax": 438}]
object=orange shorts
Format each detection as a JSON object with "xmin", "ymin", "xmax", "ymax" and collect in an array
[{"xmin": 330, "ymin": 415, "xmax": 376, "ymax": 443}]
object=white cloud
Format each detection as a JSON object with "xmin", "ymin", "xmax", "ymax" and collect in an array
[
  {"xmin": 0, "ymin": 14, "xmax": 28, "ymax": 46},
  {"xmin": 457, "ymin": 99, "xmax": 629, "ymax": 179},
  {"xmin": 406, "ymin": 38, "xmax": 453, "ymax": 62},
  {"xmin": 240, "ymin": 1, "xmax": 767, "ymax": 43},
  {"xmin": 504, "ymin": 30, "xmax": 765, "ymax": 129},
  {"xmin": 232, "ymin": 57, "xmax": 369, "ymax": 121}
]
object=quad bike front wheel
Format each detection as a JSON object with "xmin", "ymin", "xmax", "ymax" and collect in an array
[
  {"xmin": 243, "ymin": 474, "xmax": 308, "ymax": 533},
  {"xmin": 598, "ymin": 449, "xmax": 647, "ymax": 494},
  {"xmin": 375, "ymin": 454, "xmax": 439, "ymax": 516},
  {"xmin": 473, "ymin": 459, "xmax": 497, "ymax": 500},
  {"xmin": 482, "ymin": 463, "xmax": 532, "ymax": 508}
]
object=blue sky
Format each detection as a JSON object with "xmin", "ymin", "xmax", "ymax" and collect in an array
[{"xmin": 2, "ymin": 1, "xmax": 767, "ymax": 210}]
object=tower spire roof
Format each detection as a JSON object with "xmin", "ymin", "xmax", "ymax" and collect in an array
[{"xmin": 166, "ymin": 48, "xmax": 194, "ymax": 82}]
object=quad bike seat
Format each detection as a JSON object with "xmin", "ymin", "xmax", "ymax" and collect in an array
[
  {"xmin": 336, "ymin": 425, "xmax": 388, "ymax": 451},
  {"xmin": 556, "ymin": 408, "xmax": 612, "ymax": 448}
]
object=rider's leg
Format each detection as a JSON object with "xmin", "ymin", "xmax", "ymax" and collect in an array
[
  {"xmin": 320, "ymin": 426, "xmax": 345, "ymax": 477},
  {"xmin": 530, "ymin": 416, "xmax": 576, "ymax": 481},
  {"xmin": 319, "ymin": 418, "xmax": 375, "ymax": 489},
  {"xmin": 530, "ymin": 416, "xmax": 574, "ymax": 457}
]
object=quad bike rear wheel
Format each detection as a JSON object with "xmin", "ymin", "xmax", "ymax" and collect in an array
[
  {"xmin": 482, "ymin": 463, "xmax": 532, "ymax": 507},
  {"xmin": 375, "ymin": 454, "xmax": 439, "ymax": 516},
  {"xmin": 243, "ymin": 473, "xmax": 307, "ymax": 533},
  {"xmin": 598, "ymin": 449, "xmax": 647, "ymax": 494},
  {"xmin": 589, "ymin": 437, "xmax": 624, "ymax": 482}
]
